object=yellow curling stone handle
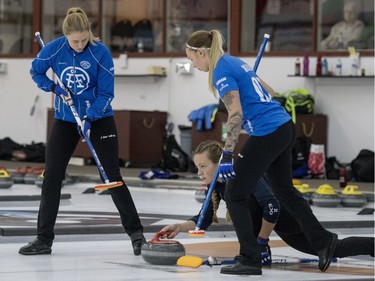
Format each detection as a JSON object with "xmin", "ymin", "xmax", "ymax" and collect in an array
[
  {"xmin": 342, "ymin": 185, "xmax": 363, "ymax": 195},
  {"xmin": 315, "ymin": 184, "xmax": 337, "ymax": 195}
]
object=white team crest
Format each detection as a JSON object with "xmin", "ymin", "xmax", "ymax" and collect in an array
[{"xmin": 60, "ymin": 66, "xmax": 90, "ymax": 95}]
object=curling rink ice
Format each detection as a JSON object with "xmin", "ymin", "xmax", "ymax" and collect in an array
[{"xmin": 0, "ymin": 177, "xmax": 374, "ymax": 281}]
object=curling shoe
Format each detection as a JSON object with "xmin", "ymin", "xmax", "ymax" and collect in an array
[
  {"xmin": 317, "ymin": 233, "xmax": 338, "ymax": 272},
  {"xmin": 220, "ymin": 259, "xmax": 262, "ymax": 275},
  {"xmin": 130, "ymin": 230, "xmax": 146, "ymax": 256},
  {"xmin": 19, "ymin": 238, "xmax": 52, "ymax": 255}
]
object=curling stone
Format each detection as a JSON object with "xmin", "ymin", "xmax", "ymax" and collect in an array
[
  {"xmin": 194, "ymin": 187, "xmax": 206, "ymax": 203},
  {"xmin": 292, "ymin": 179, "xmax": 302, "ymax": 185},
  {"xmin": 141, "ymin": 231, "xmax": 185, "ymax": 265},
  {"xmin": 35, "ymin": 171, "xmax": 68, "ymax": 188},
  {"xmin": 294, "ymin": 183, "xmax": 315, "ymax": 202},
  {"xmin": 24, "ymin": 166, "xmax": 44, "ymax": 184},
  {"xmin": 35, "ymin": 170, "xmax": 45, "ymax": 188},
  {"xmin": 340, "ymin": 185, "xmax": 367, "ymax": 207},
  {"xmin": 312, "ymin": 184, "xmax": 341, "ymax": 207},
  {"xmin": 0, "ymin": 167, "xmax": 13, "ymax": 188},
  {"xmin": 12, "ymin": 166, "xmax": 32, "ymax": 184}
]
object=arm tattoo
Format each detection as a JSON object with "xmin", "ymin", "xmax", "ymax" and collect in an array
[
  {"xmin": 222, "ymin": 92, "xmax": 234, "ymax": 107},
  {"xmin": 225, "ymin": 111, "xmax": 243, "ymax": 152},
  {"xmin": 222, "ymin": 92, "xmax": 242, "ymax": 152}
]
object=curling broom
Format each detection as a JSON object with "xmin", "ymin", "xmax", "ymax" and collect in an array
[
  {"xmin": 188, "ymin": 33, "xmax": 270, "ymax": 238},
  {"xmin": 177, "ymin": 255, "xmax": 337, "ymax": 268},
  {"xmin": 35, "ymin": 32, "xmax": 123, "ymax": 191}
]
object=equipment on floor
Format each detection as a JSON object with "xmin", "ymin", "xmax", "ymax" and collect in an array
[
  {"xmin": 340, "ymin": 185, "xmax": 367, "ymax": 207},
  {"xmin": 311, "ymin": 184, "xmax": 341, "ymax": 207},
  {"xmin": 24, "ymin": 166, "xmax": 44, "ymax": 184},
  {"xmin": 177, "ymin": 255, "xmax": 336, "ymax": 268},
  {"xmin": 141, "ymin": 231, "xmax": 185, "ymax": 265},
  {"xmin": 178, "ymin": 255, "xmax": 236, "ymax": 268},
  {"xmin": 35, "ymin": 32, "xmax": 123, "ymax": 191},
  {"xmin": 0, "ymin": 166, "xmax": 13, "ymax": 188},
  {"xmin": 35, "ymin": 170, "xmax": 71, "ymax": 188},
  {"xmin": 294, "ymin": 183, "xmax": 315, "ymax": 203}
]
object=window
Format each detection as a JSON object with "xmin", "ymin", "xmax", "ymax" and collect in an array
[
  {"xmin": 241, "ymin": 0, "xmax": 313, "ymax": 52},
  {"xmin": 41, "ymin": 0, "xmax": 100, "ymax": 46},
  {"xmin": 0, "ymin": 0, "xmax": 373, "ymax": 58},
  {"xmin": 318, "ymin": 0, "xmax": 374, "ymax": 51},
  {"xmin": 166, "ymin": 0, "xmax": 228, "ymax": 52},
  {"xmin": 102, "ymin": 0, "xmax": 163, "ymax": 53},
  {"xmin": 0, "ymin": 0, "xmax": 33, "ymax": 55}
]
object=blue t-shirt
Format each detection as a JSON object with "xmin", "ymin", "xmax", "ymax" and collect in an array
[{"xmin": 213, "ymin": 54, "xmax": 291, "ymax": 136}]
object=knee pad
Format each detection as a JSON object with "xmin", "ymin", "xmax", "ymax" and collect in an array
[{"xmin": 262, "ymin": 198, "xmax": 280, "ymax": 224}]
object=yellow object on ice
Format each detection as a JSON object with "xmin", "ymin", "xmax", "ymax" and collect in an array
[
  {"xmin": 315, "ymin": 184, "xmax": 337, "ymax": 195},
  {"xmin": 177, "ymin": 256, "xmax": 204, "ymax": 268},
  {"xmin": 342, "ymin": 185, "xmax": 363, "ymax": 195}
]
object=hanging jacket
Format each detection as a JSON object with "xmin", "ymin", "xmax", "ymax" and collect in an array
[{"xmin": 188, "ymin": 104, "xmax": 218, "ymax": 131}]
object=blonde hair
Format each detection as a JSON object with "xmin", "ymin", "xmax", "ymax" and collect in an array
[
  {"xmin": 186, "ymin": 30, "xmax": 225, "ymax": 94},
  {"xmin": 193, "ymin": 140, "xmax": 231, "ymax": 223},
  {"xmin": 62, "ymin": 7, "xmax": 99, "ymax": 45}
]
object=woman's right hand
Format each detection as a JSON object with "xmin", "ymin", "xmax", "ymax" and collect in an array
[{"xmin": 160, "ymin": 224, "xmax": 181, "ymax": 239}]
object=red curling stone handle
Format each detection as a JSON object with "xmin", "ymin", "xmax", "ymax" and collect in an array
[{"xmin": 149, "ymin": 231, "xmax": 179, "ymax": 244}]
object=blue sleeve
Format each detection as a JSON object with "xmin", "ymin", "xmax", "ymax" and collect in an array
[
  {"xmin": 30, "ymin": 48, "xmax": 55, "ymax": 93},
  {"xmin": 86, "ymin": 46, "xmax": 115, "ymax": 121},
  {"xmin": 213, "ymin": 63, "xmax": 239, "ymax": 98}
]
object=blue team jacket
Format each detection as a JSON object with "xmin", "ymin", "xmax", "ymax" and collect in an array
[{"xmin": 30, "ymin": 36, "xmax": 115, "ymax": 123}]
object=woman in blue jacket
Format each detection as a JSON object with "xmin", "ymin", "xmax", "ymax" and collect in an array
[{"xmin": 19, "ymin": 7, "xmax": 145, "ymax": 256}]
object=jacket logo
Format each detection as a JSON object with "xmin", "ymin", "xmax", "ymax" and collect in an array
[
  {"xmin": 60, "ymin": 66, "xmax": 90, "ymax": 95},
  {"xmin": 80, "ymin": 61, "xmax": 91, "ymax": 69}
]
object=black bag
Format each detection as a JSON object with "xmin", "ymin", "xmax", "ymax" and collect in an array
[
  {"xmin": 325, "ymin": 156, "xmax": 341, "ymax": 179},
  {"xmin": 351, "ymin": 149, "xmax": 374, "ymax": 182},
  {"xmin": 0, "ymin": 137, "xmax": 45, "ymax": 162},
  {"xmin": 160, "ymin": 134, "xmax": 189, "ymax": 172},
  {"xmin": 291, "ymin": 136, "xmax": 312, "ymax": 172}
]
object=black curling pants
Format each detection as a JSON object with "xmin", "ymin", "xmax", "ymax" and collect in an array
[
  {"xmin": 225, "ymin": 120, "xmax": 333, "ymax": 266},
  {"xmin": 37, "ymin": 117, "xmax": 143, "ymax": 246}
]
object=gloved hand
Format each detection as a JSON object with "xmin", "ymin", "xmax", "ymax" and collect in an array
[
  {"xmin": 258, "ymin": 237, "xmax": 272, "ymax": 265},
  {"xmin": 218, "ymin": 151, "xmax": 235, "ymax": 182},
  {"xmin": 51, "ymin": 84, "xmax": 69, "ymax": 97},
  {"xmin": 82, "ymin": 117, "xmax": 91, "ymax": 138},
  {"xmin": 76, "ymin": 117, "xmax": 91, "ymax": 139}
]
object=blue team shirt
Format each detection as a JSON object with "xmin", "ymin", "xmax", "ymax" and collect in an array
[
  {"xmin": 30, "ymin": 36, "xmax": 115, "ymax": 123},
  {"xmin": 213, "ymin": 54, "xmax": 291, "ymax": 136}
]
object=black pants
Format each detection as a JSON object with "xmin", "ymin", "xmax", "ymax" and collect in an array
[
  {"xmin": 248, "ymin": 196, "xmax": 374, "ymax": 258},
  {"xmin": 37, "ymin": 117, "xmax": 143, "ymax": 246},
  {"xmin": 225, "ymin": 120, "xmax": 333, "ymax": 266}
]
